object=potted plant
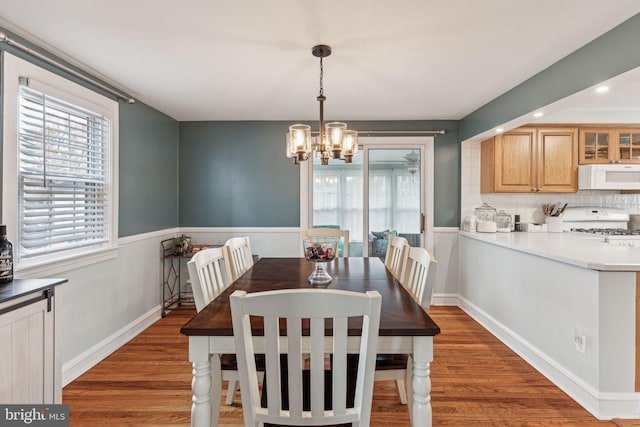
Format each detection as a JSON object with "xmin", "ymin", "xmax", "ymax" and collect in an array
[{"xmin": 172, "ymin": 235, "xmax": 191, "ymax": 255}]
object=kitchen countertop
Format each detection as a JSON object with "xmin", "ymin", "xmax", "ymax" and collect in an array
[{"xmin": 460, "ymin": 231, "xmax": 640, "ymax": 271}]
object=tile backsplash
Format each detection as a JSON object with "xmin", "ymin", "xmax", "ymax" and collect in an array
[{"xmin": 461, "ymin": 140, "xmax": 640, "ymax": 225}]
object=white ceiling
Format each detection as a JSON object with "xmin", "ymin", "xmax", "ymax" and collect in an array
[{"xmin": 1, "ymin": 1, "xmax": 639, "ymax": 123}]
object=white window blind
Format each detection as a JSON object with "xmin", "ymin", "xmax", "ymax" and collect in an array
[{"xmin": 17, "ymin": 80, "xmax": 110, "ymax": 259}]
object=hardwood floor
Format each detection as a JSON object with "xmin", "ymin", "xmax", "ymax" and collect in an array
[{"xmin": 63, "ymin": 306, "xmax": 620, "ymax": 426}]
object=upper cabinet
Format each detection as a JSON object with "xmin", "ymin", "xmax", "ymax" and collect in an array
[
  {"xmin": 579, "ymin": 126, "xmax": 640, "ymax": 164},
  {"xmin": 481, "ymin": 127, "xmax": 578, "ymax": 193}
]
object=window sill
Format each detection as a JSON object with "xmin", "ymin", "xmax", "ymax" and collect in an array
[{"xmin": 15, "ymin": 246, "xmax": 119, "ymax": 279}]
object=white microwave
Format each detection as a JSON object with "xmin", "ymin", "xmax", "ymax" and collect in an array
[{"xmin": 578, "ymin": 164, "xmax": 640, "ymax": 190}]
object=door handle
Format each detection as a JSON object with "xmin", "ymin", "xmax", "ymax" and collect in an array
[{"xmin": 420, "ymin": 213, "xmax": 425, "ymax": 234}]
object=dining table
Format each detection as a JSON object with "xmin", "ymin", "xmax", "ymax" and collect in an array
[{"xmin": 180, "ymin": 257, "xmax": 441, "ymax": 427}]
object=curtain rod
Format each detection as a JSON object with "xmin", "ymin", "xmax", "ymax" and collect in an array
[
  {"xmin": 311, "ymin": 129, "xmax": 446, "ymax": 135},
  {"xmin": 0, "ymin": 31, "xmax": 135, "ymax": 104}
]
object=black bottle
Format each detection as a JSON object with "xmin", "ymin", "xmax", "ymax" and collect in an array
[
  {"xmin": 514, "ymin": 215, "xmax": 521, "ymax": 232},
  {"xmin": 0, "ymin": 225, "xmax": 14, "ymax": 284}
]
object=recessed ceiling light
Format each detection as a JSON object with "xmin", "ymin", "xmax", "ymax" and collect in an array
[
  {"xmin": 595, "ymin": 86, "xmax": 609, "ymax": 93},
  {"xmin": 495, "ymin": 128, "xmax": 504, "ymax": 133},
  {"xmin": 533, "ymin": 111, "xmax": 544, "ymax": 118}
]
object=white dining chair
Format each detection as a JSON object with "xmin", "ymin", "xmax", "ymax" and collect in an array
[
  {"xmin": 302, "ymin": 227, "xmax": 350, "ymax": 257},
  {"xmin": 375, "ymin": 246, "xmax": 438, "ymax": 404},
  {"xmin": 187, "ymin": 247, "xmax": 230, "ymax": 312},
  {"xmin": 230, "ymin": 288, "xmax": 381, "ymax": 427},
  {"xmin": 223, "ymin": 236, "xmax": 254, "ymax": 282},
  {"xmin": 187, "ymin": 247, "xmax": 255, "ymax": 406},
  {"xmin": 384, "ymin": 235, "xmax": 409, "ymax": 279},
  {"xmin": 400, "ymin": 246, "xmax": 438, "ymax": 312}
]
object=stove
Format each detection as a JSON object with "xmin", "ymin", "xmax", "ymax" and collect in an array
[
  {"xmin": 569, "ymin": 228, "xmax": 640, "ymax": 236},
  {"xmin": 562, "ymin": 207, "xmax": 640, "ymax": 246}
]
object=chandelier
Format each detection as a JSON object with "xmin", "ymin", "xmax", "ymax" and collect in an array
[{"xmin": 286, "ymin": 45, "xmax": 358, "ymax": 166}]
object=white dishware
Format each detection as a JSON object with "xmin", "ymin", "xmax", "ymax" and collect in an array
[{"xmin": 546, "ymin": 216, "xmax": 563, "ymax": 233}]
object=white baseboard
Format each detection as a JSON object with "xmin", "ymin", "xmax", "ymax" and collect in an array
[
  {"xmin": 62, "ymin": 305, "xmax": 162, "ymax": 386},
  {"xmin": 457, "ymin": 295, "xmax": 640, "ymax": 420},
  {"xmin": 431, "ymin": 293, "xmax": 459, "ymax": 306}
]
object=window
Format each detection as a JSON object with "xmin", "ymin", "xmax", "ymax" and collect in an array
[
  {"xmin": 313, "ymin": 166, "xmax": 364, "ymax": 242},
  {"xmin": 18, "ymin": 81, "xmax": 110, "ymax": 259},
  {"xmin": 3, "ymin": 53, "xmax": 118, "ymax": 269}
]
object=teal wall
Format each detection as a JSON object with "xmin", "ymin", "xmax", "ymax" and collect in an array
[
  {"xmin": 460, "ymin": 12, "xmax": 640, "ymax": 141},
  {"xmin": 178, "ymin": 120, "xmax": 460, "ymax": 228},
  {"xmin": 0, "ymin": 27, "xmax": 180, "ymax": 237},
  {"xmin": 179, "ymin": 121, "xmax": 298, "ymax": 227},
  {"xmin": 119, "ymin": 102, "xmax": 179, "ymax": 237}
]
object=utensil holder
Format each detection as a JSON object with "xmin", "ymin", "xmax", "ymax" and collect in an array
[{"xmin": 545, "ymin": 216, "xmax": 563, "ymax": 233}]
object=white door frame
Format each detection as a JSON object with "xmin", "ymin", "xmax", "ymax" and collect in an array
[{"xmin": 299, "ymin": 136, "xmax": 435, "ymax": 255}]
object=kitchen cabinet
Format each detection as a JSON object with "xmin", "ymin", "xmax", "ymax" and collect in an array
[
  {"xmin": 481, "ymin": 127, "xmax": 578, "ymax": 193},
  {"xmin": 0, "ymin": 278, "xmax": 66, "ymax": 404},
  {"xmin": 579, "ymin": 127, "xmax": 640, "ymax": 164},
  {"xmin": 614, "ymin": 128, "xmax": 640, "ymax": 162}
]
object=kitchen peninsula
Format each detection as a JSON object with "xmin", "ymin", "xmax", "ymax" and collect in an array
[{"xmin": 458, "ymin": 231, "xmax": 639, "ymax": 420}]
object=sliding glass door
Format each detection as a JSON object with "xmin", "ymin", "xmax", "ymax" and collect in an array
[
  {"xmin": 308, "ymin": 138, "xmax": 429, "ymax": 257},
  {"xmin": 368, "ymin": 148, "xmax": 422, "ymax": 258}
]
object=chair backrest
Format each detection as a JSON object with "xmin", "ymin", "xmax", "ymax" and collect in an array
[
  {"xmin": 187, "ymin": 247, "xmax": 230, "ymax": 312},
  {"xmin": 223, "ymin": 236, "xmax": 254, "ymax": 282},
  {"xmin": 230, "ymin": 288, "xmax": 381, "ymax": 427},
  {"xmin": 301, "ymin": 228, "xmax": 350, "ymax": 257},
  {"xmin": 384, "ymin": 236, "xmax": 409, "ymax": 278},
  {"xmin": 399, "ymin": 247, "xmax": 438, "ymax": 312}
]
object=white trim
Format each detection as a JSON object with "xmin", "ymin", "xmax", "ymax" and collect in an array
[
  {"xmin": 299, "ymin": 161, "xmax": 310, "ymax": 231},
  {"xmin": 62, "ymin": 304, "xmax": 162, "ymax": 386},
  {"xmin": 457, "ymin": 295, "xmax": 640, "ymax": 420},
  {"xmin": 118, "ymin": 228, "xmax": 178, "ymax": 246},
  {"xmin": 178, "ymin": 227, "xmax": 301, "ymax": 234},
  {"xmin": 430, "ymin": 293, "xmax": 459, "ymax": 306},
  {"xmin": 16, "ymin": 247, "xmax": 118, "ymax": 278},
  {"xmin": 120, "ymin": 227, "xmax": 303, "ymax": 246},
  {"xmin": 434, "ymin": 227, "xmax": 461, "ymax": 233},
  {"xmin": 17, "ymin": 228, "xmax": 178, "ymax": 276}
]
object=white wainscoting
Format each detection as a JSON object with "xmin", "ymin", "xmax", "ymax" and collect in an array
[
  {"xmin": 58, "ymin": 229, "xmax": 175, "ymax": 385},
  {"xmin": 13, "ymin": 229, "xmax": 176, "ymax": 386},
  {"xmin": 432, "ymin": 227, "xmax": 459, "ymax": 306}
]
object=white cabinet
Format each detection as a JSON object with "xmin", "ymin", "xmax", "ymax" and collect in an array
[{"xmin": 0, "ymin": 281, "xmax": 63, "ymax": 404}]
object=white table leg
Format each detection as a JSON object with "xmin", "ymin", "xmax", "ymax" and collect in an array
[
  {"xmin": 189, "ymin": 337, "xmax": 221, "ymax": 427},
  {"xmin": 411, "ymin": 336, "xmax": 433, "ymax": 427},
  {"xmin": 210, "ymin": 354, "xmax": 222, "ymax": 422}
]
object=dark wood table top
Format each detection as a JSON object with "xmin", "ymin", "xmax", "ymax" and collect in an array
[
  {"xmin": 180, "ymin": 257, "xmax": 440, "ymax": 338},
  {"xmin": 0, "ymin": 277, "xmax": 67, "ymax": 305}
]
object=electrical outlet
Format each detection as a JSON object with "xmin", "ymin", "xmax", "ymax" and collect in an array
[{"xmin": 574, "ymin": 328, "xmax": 586, "ymax": 354}]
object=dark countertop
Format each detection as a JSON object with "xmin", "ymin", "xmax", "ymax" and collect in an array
[{"xmin": 0, "ymin": 278, "xmax": 68, "ymax": 305}]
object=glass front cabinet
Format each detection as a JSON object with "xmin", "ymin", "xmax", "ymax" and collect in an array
[{"xmin": 579, "ymin": 127, "xmax": 640, "ymax": 164}]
